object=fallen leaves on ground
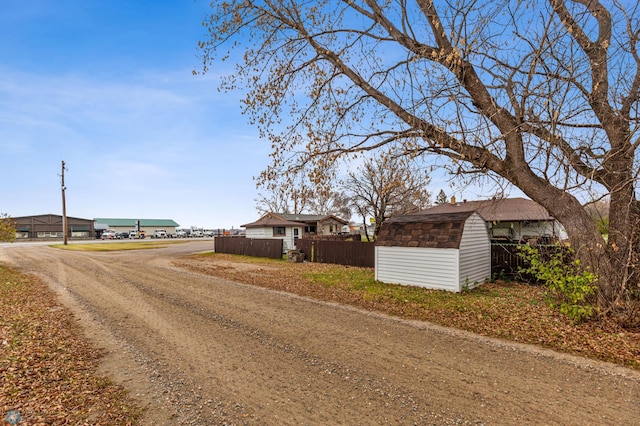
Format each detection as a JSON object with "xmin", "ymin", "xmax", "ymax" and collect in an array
[
  {"xmin": 0, "ymin": 265, "xmax": 142, "ymax": 425},
  {"xmin": 176, "ymin": 253, "xmax": 640, "ymax": 370}
]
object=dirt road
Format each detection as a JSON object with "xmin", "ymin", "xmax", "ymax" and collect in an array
[{"xmin": 1, "ymin": 241, "xmax": 639, "ymax": 425}]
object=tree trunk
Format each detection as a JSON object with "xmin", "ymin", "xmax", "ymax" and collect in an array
[
  {"xmin": 538, "ymin": 187, "xmax": 639, "ymax": 328},
  {"xmin": 360, "ymin": 214, "xmax": 371, "ymax": 242},
  {"xmin": 507, "ymin": 168, "xmax": 617, "ymax": 315}
]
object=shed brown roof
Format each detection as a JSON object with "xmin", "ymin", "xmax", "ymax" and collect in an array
[
  {"xmin": 417, "ymin": 197, "xmax": 554, "ymax": 222},
  {"xmin": 375, "ymin": 211, "xmax": 476, "ymax": 249}
]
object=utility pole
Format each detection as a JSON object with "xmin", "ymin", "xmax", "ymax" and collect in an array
[{"xmin": 60, "ymin": 161, "xmax": 68, "ymax": 245}]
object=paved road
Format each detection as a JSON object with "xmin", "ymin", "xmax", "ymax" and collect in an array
[{"xmin": 2, "ymin": 242, "xmax": 639, "ymax": 425}]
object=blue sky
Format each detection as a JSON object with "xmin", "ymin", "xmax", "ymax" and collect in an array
[
  {"xmin": 0, "ymin": 1, "xmax": 511, "ymax": 230},
  {"xmin": 0, "ymin": 0, "xmax": 274, "ymax": 229}
]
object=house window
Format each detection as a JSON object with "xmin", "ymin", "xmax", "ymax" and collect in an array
[{"xmin": 273, "ymin": 226, "xmax": 286, "ymax": 236}]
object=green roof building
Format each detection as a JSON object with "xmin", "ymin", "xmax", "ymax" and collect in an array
[{"xmin": 94, "ymin": 218, "xmax": 180, "ymax": 237}]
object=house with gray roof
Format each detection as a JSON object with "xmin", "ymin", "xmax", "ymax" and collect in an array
[
  {"xmin": 420, "ymin": 197, "xmax": 568, "ymax": 242},
  {"xmin": 277, "ymin": 213, "xmax": 349, "ymax": 235},
  {"xmin": 241, "ymin": 212, "xmax": 350, "ymax": 252}
]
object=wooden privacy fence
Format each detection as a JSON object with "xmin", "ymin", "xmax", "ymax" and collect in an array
[
  {"xmin": 492, "ymin": 243, "xmax": 527, "ymax": 278},
  {"xmin": 214, "ymin": 236, "xmax": 283, "ymax": 259},
  {"xmin": 296, "ymin": 240, "xmax": 565, "ymax": 274},
  {"xmin": 491, "ymin": 243, "xmax": 568, "ymax": 282},
  {"xmin": 296, "ymin": 239, "xmax": 375, "ymax": 268},
  {"xmin": 214, "ymin": 237, "xmax": 566, "ymax": 278}
]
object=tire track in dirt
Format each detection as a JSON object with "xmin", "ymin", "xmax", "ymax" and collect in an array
[
  {"xmin": 55, "ymin": 251, "xmax": 445, "ymax": 424},
  {"xmin": 2, "ymin": 242, "xmax": 640, "ymax": 425}
]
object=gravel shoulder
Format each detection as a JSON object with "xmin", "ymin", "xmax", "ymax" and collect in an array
[{"xmin": 2, "ymin": 241, "xmax": 639, "ymax": 425}]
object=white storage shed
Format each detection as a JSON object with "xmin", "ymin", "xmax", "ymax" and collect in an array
[{"xmin": 375, "ymin": 211, "xmax": 491, "ymax": 292}]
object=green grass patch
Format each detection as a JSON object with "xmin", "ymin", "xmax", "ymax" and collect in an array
[
  {"xmin": 303, "ymin": 266, "xmax": 540, "ymax": 314},
  {"xmin": 197, "ymin": 251, "xmax": 286, "ymax": 264},
  {"xmin": 304, "ymin": 267, "xmax": 374, "ymax": 289}
]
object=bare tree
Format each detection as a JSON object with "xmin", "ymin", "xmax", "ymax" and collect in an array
[
  {"xmin": 306, "ymin": 191, "xmax": 353, "ymax": 221},
  {"xmin": 341, "ymin": 155, "xmax": 431, "ymax": 240},
  {"xmin": 254, "ymin": 191, "xmax": 295, "ymax": 216},
  {"xmin": 254, "ymin": 174, "xmax": 313, "ymax": 215},
  {"xmin": 199, "ymin": 1, "xmax": 640, "ymax": 326},
  {"xmin": 255, "ymin": 172, "xmax": 352, "ymax": 219}
]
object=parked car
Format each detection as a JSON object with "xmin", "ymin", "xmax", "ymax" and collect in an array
[
  {"xmin": 101, "ymin": 230, "xmax": 117, "ymax": 240},
  {"xmin": 115, "ymin": 231, "xmax": 129, "ymax": 239},
  {"xmin": 153, "ymin": 229, "xmax": 167, "ymax": 238},
  {"xmin": 129, "ymin": 230, "xmax": 146, "ymax": 239}
]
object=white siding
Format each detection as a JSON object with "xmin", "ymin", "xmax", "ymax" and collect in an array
[
  {"xmin": 375, "ymin": 246, "xmax": 460, "ymax": 292},
  {"xmin": 245, "ymin": 228, "xmax": 270, "ymax": 239},
  {"xmin": 458, "ymin": 213, "xmax": 491, "ymax": 290},
  {"xmin": 553, "ymin": 221, "xmax": 569, "ymax": 240},
  {"xmin": 493, "ymin": 220, "xmax": 567, "ymax": 241},
  {"xmin": 245, "ymin": 226, "xmax": 301, "ymax": 252},
  {"xmin": 516, "ymin": 221, "xmax": 555, "ymax": 240},
  {"xmin": 282, "ymin": 226, "xmax": 298, "ymax": 251}
]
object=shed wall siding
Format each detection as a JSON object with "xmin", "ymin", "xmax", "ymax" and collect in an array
[
  {"xmin": 375, "ymin": 246, "xmax": 459, "ymax": 291},
  {"xmin": 458, "ymin": 214, "xmax": 491, "ymax": 289}
]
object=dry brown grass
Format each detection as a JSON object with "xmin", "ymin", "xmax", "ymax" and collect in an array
[{"xmin": 0, "ymin": 265, "xmax": 142, "ymax": 425}]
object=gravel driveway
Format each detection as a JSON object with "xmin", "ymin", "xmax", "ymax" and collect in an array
[{"xmin": 2, "ymin": 241, "xmax": 639, "ymax": 425}]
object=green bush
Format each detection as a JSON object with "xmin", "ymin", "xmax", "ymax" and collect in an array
[{"xmin": 518, "ymin": 244, "xmax": 597, "ymax": 323}]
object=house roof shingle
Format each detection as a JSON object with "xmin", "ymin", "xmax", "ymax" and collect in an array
[
  {"xmin": 241, "ymin": 213, "xmax": 308, "ymax": 228},
  {"xmin": 242, "ymin": 212, "xmax": 349, "ymax": 228},
  {"xmin": 279, "ymin": 213, "xmax": 349, "ymax": 224},
  {"xmin": 417, "ymin": 197, "xmax": 554, "ymax": 222}
]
